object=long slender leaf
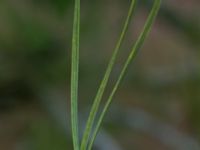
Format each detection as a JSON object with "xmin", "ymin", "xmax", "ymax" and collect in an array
[
  {"xmin": 88, "ymin": 0, "xmax": 161, "ymax": 149},
  {"xmin": 80, "ymin": 1, "xmax": 137, "ymax": 149},
  {"xmin": 71, "ymin": 0, "xmax": 80, "ymax": 150}
]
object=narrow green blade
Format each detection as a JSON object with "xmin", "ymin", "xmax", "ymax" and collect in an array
[
  {"xmin": 71, "ymin": 0, "xmax": 80, "ymax": 150},
  {"xmin": 88, "ymin": 0, "xmax": 161, "ymax": 149},
  {"xmin": 80, "ymin": 1, "xmax": 137, "ymax": 149}
]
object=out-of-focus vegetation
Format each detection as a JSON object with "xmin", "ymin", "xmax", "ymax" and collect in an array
[{"xmin": 0, "ymin": 0, "xmax": 200, "ymax": 150}]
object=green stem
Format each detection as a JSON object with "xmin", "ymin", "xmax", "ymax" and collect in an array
[
  {"xmin": 80, "ymin": 1, "xmax": 137, "ymax": 150},
  {"xmin": 71, "ymin": 0, "xmax": 80, "ymax": 150},
  {"xmin": 88, "ymin": 0, "xmax": 161, "ymax": 149}
]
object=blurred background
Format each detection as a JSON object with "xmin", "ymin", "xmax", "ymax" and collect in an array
[{"xmin": 0, "ymin": 0, "xmax": 200, "ymax": 150}]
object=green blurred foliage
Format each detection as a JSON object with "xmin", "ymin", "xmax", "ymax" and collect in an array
[{"xmin": 29, "ymin": 119, "xmax": 71, "ymax": 150}]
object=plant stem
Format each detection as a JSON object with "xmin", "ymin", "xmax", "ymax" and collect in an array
[
  {"xmin": 88, "ymin": 0, "xmax": 161, "ymax": 149},
  {"xmin": 80, "ymin": 1, "xmax": 137, "ymax": 150},
  {"xmin": 71, "ymin": 0, "xmax": 80, "ymax": 149}
]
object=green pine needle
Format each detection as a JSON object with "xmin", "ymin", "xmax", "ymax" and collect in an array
[
  {"xmin": 71, "ymin": 0, "xmax": 80, "ymax": 150},
  {"xmin": 80, "ymin": 1, "xmax": 137, "ymax": 150},
  {"xmin": 87, "ymin": 0, "xmax": 161, "ymax": 149},
  {"xmin": 70, "ymin": 0, "xmax": 161, "ymax": 149}
]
